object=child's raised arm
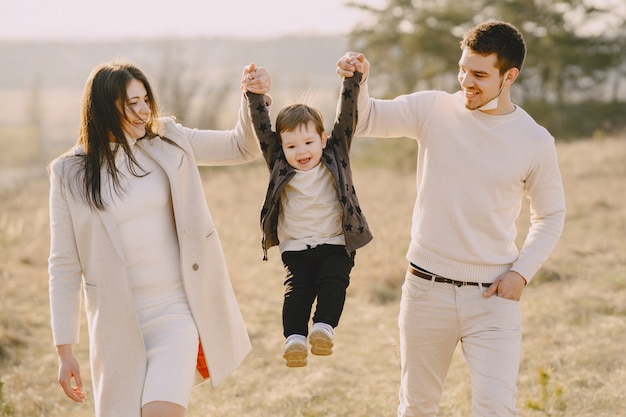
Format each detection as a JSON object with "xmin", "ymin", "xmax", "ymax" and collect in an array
[
  {"xmin": 330, "ymin": 71, "xmax": 363, "ymax": 152},
  {"xmin": 245, "ymin": 90, "xmax": 280, "ymax": 167}
]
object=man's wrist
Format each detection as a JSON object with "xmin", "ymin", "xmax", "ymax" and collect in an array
[{"xmin": 510, "ymin": 270, "xmax": 528, "ymax": 285}]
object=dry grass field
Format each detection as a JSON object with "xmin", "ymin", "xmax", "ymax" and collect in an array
[{"xmin": 0, "ymin": 136, "xmax": 625, "ymax": 416}]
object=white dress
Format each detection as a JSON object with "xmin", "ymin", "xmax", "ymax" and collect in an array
[{"xmin": 109, "ymin": 140, "xmax": 199, "ymax": 408}]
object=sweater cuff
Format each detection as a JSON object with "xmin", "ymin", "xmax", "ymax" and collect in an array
[{"xmin": 510, "ymin": 258, "xmax": 540, "ymax": 284}]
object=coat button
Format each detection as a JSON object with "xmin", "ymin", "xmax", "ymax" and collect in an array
[{"xmin": 192, "ymin": 263, "xmax": 199, "ymax": 271}]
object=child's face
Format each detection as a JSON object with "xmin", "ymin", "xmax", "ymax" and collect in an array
[{"xmin": 280, "ymin": 121, "xmax": 328, "ymax": 171}]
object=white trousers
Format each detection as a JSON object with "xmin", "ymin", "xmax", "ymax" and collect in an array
[{"xmin": 397, "ymin": 271, "xmax": 522, "ymax": 417}]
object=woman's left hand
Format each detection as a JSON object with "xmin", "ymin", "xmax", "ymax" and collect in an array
[{"xmin": 241, "ymin": 63, "xmax": 271, "ymax": 95}]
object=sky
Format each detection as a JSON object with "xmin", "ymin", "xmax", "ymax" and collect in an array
[
  {"xmin": 1, "ymin": 0, "xmax": 623, "ymax": 41},
  {"xmin": 0, "ymin": 0, "xmax": 384, "ymax": 41}
]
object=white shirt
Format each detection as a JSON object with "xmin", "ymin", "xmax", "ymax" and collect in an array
[
  {"xmin": 278, "ymin": 162, "xmax": 345, "ymax": 252},
  {"xmin": 108, "ymin": 140, "xmax": 185, "ymax": 312}
]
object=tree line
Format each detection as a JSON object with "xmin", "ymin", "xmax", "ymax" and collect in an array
[{"xmin": 347, "ymin": 0, "xmax": 626, "ymax": 139}]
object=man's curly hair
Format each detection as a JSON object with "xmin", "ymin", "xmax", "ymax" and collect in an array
[{"xmin": 461, "ymin": 21, "xmax": 526, "ymax": 75}]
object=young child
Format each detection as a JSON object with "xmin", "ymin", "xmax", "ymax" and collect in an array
[{"xmin": 243, "ymin": 70, "xmax": 372, "ymax": 367}]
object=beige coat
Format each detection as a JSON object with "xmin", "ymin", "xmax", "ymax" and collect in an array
[{"xmin": 48, "ymin": 96, "xmax": 259, "ymax": 417}]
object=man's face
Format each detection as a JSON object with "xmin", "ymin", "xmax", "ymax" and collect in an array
[{"xmin": 457, "ymin": 49, "xmax": 506, "ymax": 112}]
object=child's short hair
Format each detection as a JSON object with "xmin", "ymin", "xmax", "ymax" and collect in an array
[{"xmin": 275, "ymin": 104, "xmax": 325, "ymax": 138}]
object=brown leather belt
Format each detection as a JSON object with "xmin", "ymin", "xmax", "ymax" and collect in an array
[{"xmin": 408, "ymin": 265, "xmax": 491, "ymax": 288}]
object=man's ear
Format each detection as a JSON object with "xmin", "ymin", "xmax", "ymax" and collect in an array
[
  {"xmin": 505, "ymin": 67, "xmax": 520, "ymax": 85},
  {"xmin": 321, "ymin": 132, "xmax": 329, "ymax": 148}
]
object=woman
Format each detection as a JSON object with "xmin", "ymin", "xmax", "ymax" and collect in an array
[{"xmin": 48, "ymin": 60, "xmax": 270, "ymax": 417}]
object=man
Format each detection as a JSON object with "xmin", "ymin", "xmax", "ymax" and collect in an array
[{"xmin": 337, "ymin": 21, "xmax": 566, "ymax": 417}]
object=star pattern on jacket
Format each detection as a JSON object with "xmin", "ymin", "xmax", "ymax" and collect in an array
[
  {"xmin": 244, "ymin": 72, "xmax": 372, "ymax": 259},
  {"xmin": 327, "ymin": 136, "xmax": 341, "ymax": 148}
]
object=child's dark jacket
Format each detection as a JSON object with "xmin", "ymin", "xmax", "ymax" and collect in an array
[{"xmin": 245, "ymin": 72, "xmax": 372, "ymax": 260}]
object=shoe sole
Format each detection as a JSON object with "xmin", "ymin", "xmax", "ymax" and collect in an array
[
  {"xmin": 309, "ymin": 330, "xmax": 333, "ymax": 356},
  {"xmin": 284, "ymin": 345, "xmax": 307, "ymax": 367}
]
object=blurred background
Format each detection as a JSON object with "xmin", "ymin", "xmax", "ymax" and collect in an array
[
  {"xmin": 1, "ymin": 2, "xmax": 626, "ymax": 416},
  {"xmin": 1, "ymin": 0, "xmax": 625, "ymax": 179}
]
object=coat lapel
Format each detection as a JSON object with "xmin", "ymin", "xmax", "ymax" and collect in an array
[
  {"xmin": 138, "ymin": 138, "xmax": 185, "ymax": 246},
  {"xmin": 96, "ymin": 209, "xmax": 126, "ymax": 261},
  {"xmin": 90, "ymin": 138, "xmax": 182, "ymax": 261}
]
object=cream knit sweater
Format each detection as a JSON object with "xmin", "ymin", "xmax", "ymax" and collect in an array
[{"xmin": 355, "ymin": 84, "xmax": 565, "ymax": 283}]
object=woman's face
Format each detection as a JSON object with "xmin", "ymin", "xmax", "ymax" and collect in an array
[{"xmin": 120, "ymin": 78, "xmax": 150, "ymax": 140}]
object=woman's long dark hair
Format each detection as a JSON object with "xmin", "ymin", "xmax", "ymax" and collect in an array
[{"xmin": 77, "ymin": 61, "xmax": 162, "ymax": 210}]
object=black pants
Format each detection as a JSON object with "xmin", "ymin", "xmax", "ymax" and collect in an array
[{"xmin": 281, "ymin": 244, "xmax": 355, "ymax": 338}]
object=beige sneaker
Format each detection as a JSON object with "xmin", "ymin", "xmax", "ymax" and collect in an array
[
  {"xmin": 283, "ymin": 335, "xmax": 307, "ymax": 367},
  {"xmin": 309, "ymin": 323, "xmax": 334, "ymax": 356}
]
